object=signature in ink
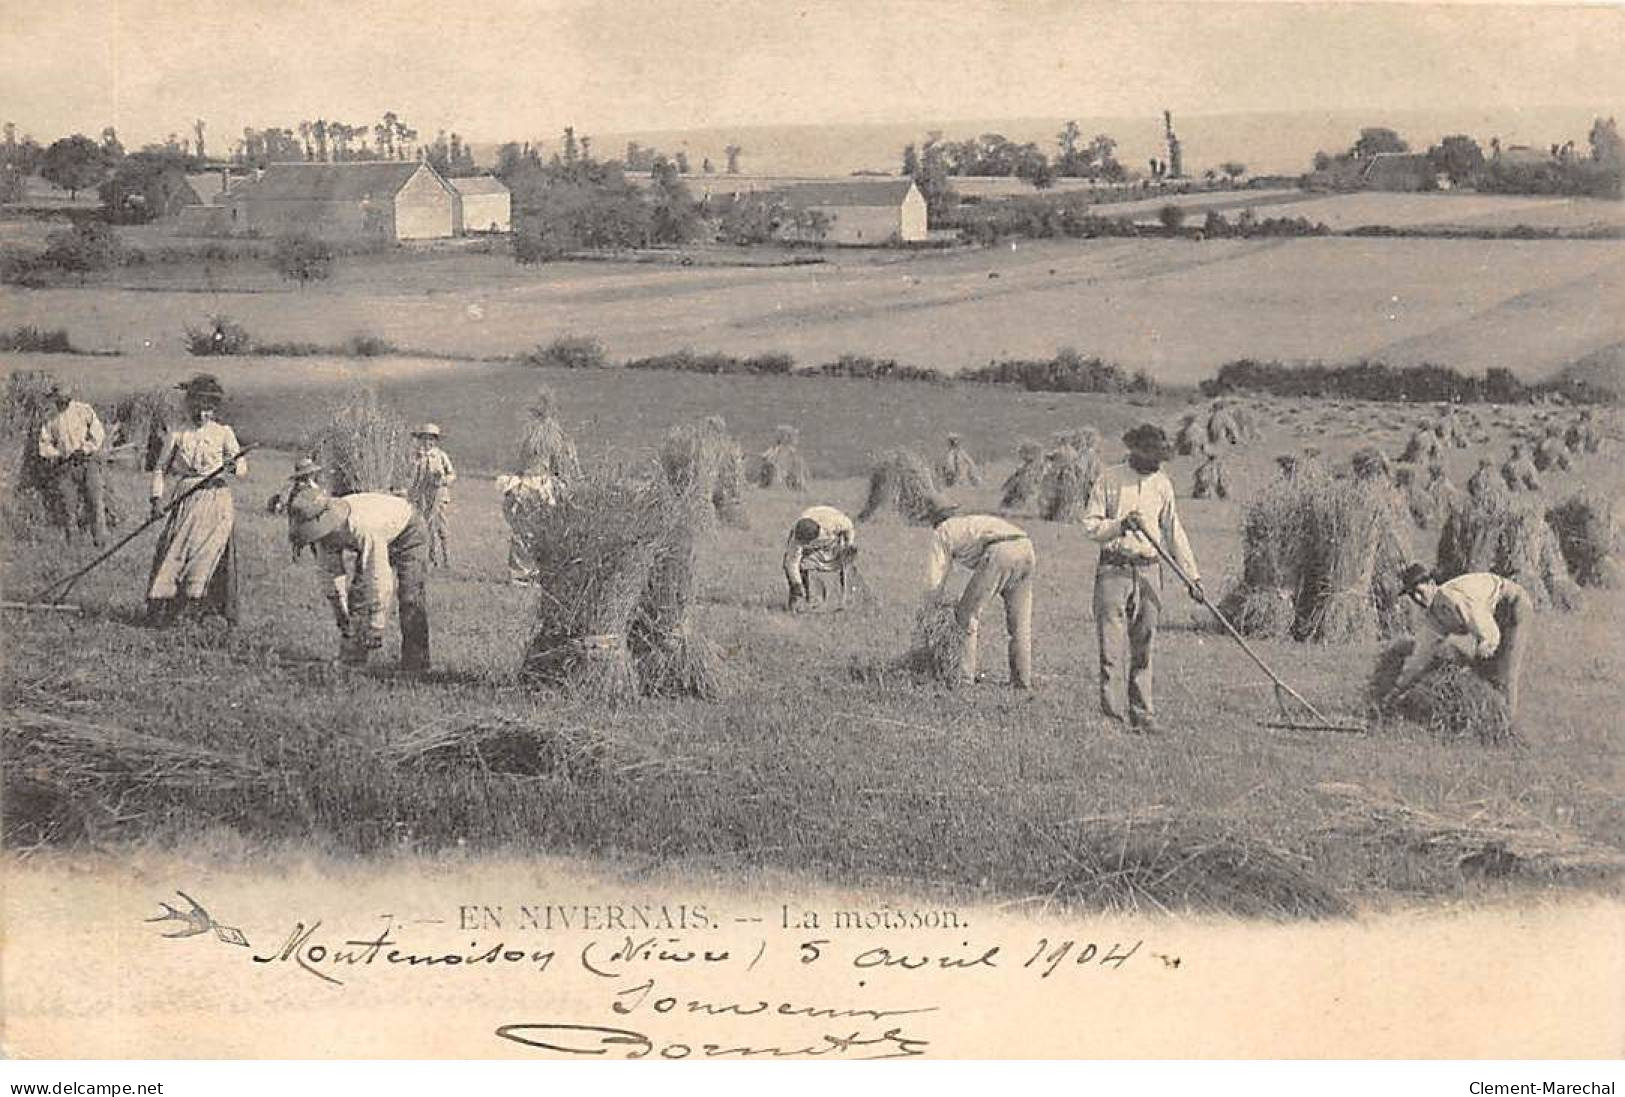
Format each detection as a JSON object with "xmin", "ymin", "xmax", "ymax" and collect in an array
[{"xmin": 146, "ymin": 890, "xmax": 249, "ymax": 947}]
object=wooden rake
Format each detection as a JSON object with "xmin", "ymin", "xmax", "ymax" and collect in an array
[{"xmin": 1132, "ymin": 519, "xmax": 1366, "ymax": 734}]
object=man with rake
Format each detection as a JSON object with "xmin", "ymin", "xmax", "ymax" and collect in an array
[
  {"xmin": 286, "ymin": 469, "xmax": 431, "ymax": 673},
  {"xmin": 1082, "ymin": 424, "xmax": 1204, "ymax": 734}
]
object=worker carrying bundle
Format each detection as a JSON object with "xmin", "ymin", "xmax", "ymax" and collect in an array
[
  {"xmin": 286, "ymin": 475, "xmax": 431, "ymax": 673},
  {"xmin": 784, "ymin": 504, "xmax": 857, "ymax": 612},
  {"xmin": 1384, "ymin": 564, "xmax": 1533, "ymax": 721},
  {"xmin": 922, "ymin": 499, "xmax": 1035, "ymax": 690},
  {"xmin": 1082, "ymin": 424, "xmax": 1204, "ymax": 734}
]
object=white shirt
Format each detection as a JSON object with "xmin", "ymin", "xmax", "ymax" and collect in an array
[
  {"xmin": 924, "ymin": 514, "xmax": 1028, "ymax": 594},
  {"xmin": 1397, "ymin": 573, "xmax": 1519, "ymax": 685},
  {"xmin": 150, "ymin": 420, "xmax": 245, "ymax": 498},
  {"xmin": 315, "ymin": 493, "xmax": 415, "ymax": 632},
  {"xmin": 1081, "ymin": 462, "xmax": 1200, "ymax": 580},
  {"xmin": 784, "ymin": 505, "xmax": 855, "ymax": 581},
  {"xmin": 38, "ymin": 400, "xmax": 105, "ymax": 460}
]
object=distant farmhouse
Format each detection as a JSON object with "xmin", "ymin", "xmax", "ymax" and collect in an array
[
  {"xmin": 449, "ymin": 175, "xmax": 511, "ymax": 233},
  {"xmin": 171, "ymin": 160, "xmax": 511, "ymax": 241},
  {"xmin": 769, "ymin": 179, "xmax": 928, "ymax": 245}
]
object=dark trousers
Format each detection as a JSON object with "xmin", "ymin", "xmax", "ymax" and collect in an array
[
  {"xmin": 49, "ymin": 456, "xmax": 106, "ymax": 546},
  {"xmin": 390, "ymin": 516, "xmax": 431, "ymax": 671}
]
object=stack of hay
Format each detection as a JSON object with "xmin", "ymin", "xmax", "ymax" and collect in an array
[
  {"xmin": 1173, "ymin": 414, "xmax": 1205, "ymax": 457},
  {"xmin": 999, "ymin": 439, "xmax": 1045, "ymax": 510},
  {"xmin": 936, "ymin": 434, "xmax": 981, "ymax": 488},
  {"xmin": 896, "ymin": 601, "xmax": 969, "ymax": 686},
  {"xmin": 1436, "ymin": 493, "xmax": 1583, "ymax": 611},
  {"xmin": 518, "ymin": 466, "xmax": 722, "ymax": 701},
  {"xmin": 751, "ymin": 424, "xmax": 808, "ymax": 491},
  {"xmin": 1218, "ymin": 464, "xmax": 1412, "ymax": 643},
  {"xmin": 517, "ymin": 385, "xmax": 583, "ymax": 487},
  {"xmin": 309, "ymin": 386, "xmax": 412, "ymax": 495},
  {"xmin": 1368, "ymin": 639, "xmax": 1514, "ymax": 745},
  {"xmin": 1545, "ymin": 490, "xmax": 1619, "ymax": 588},
  {"xmin": 2, "ymin": 370, "xmax": 59, "ymax": 535},
  {"xmin": 857, "ymin": 448, "xmax": 940, "ymax": 524},
  {"xmin": 1038, "ymin": 429, "xmax": 1102, "ymax": 523},
  {"xmin": 1218, "ymin": 476, "xmax": 1311, "ymax": 639},
  {"xmin": 110, "ymin": 385, "xmax": 179, "ymax": 472},
  {"xmin": 658, "ymin": 416, "xmax": 748, "ymax": 528}
]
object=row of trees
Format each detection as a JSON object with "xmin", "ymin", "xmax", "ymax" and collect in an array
[
  {"xmin": 901, "ymin": 124, "xmax": 1129, "ymax": 193},
  {"xmin": 1310, "ymin": 120, "xmax": 1622, "ymax": 198}
]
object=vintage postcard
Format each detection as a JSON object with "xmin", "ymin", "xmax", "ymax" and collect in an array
[{"xmin": 1, "ymin": 0, "xmax": 1621, "ymax": 1067}]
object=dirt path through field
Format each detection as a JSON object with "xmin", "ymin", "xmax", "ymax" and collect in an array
[{"xmin": 3, "ymin": 852, "xmax": 1620, "ymax": 1059}]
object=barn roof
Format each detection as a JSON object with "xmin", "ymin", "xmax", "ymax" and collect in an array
[
  {"xmin": 449, "ymin": 175, "xmax": 509, "ymax": 196},
  {"xmin": 773, "ymin": 179, "xmax": 916, "ymax": 208},
  {"xmin": 185, "ymin": 174, "xmax": 228, "ymax": 203},
  {"xmin": 246, "ymin": 161, "xmax": 428, "ymax": 202}
]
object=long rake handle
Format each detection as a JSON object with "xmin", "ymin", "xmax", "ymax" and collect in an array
[
  {"xmin": 1128, "ymin": 520, "xmax": 1336, "ymax": 727},
  {"xmin": 29, "ymin": 445, "xmax": 259, "ymax": 605}
]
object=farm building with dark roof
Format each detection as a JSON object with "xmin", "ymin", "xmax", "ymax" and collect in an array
[
  {"xmin": 449, "ymin": 175, "xmax": 511, "ymax": 233},
  {"xmin": 771, "ymin": 179, "xmax": 928, "ymax": 245},
  {"xmin": 229, "ymin": 160, "xmax": 459, "ymax": 241}
]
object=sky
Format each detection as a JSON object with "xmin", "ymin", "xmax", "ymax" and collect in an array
[{"xmin": 2, "ymin": 0, "xmax": 1621, "ymax": 150}]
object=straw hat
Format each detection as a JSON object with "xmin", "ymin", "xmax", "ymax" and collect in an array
[
  {"xmin": 288, "ymin": 457, "xmax": 324, "ymax": 480},
  {"xmin": 287, "ymin": 485, "xmax": 349, "ymax": 547},
  {"xmin": 412, "ymin": 422, "xmax": 442, "ymax": 439}
]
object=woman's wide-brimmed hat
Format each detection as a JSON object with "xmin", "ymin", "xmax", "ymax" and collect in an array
[{"xmin": 412, "ymin": 422, "xmax": 442, "ymax": 438}]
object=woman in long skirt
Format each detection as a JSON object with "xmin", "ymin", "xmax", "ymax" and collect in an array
[{"xmin": 146, "ymin": 373, "xmax": 247, "ymax": 626}]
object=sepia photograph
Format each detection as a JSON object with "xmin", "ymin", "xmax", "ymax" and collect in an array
[{"xmin": 1, "ymin": 0, "xmax": 1621, "ymax": 1075}]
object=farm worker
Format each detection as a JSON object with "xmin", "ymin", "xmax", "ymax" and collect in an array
[
  {"xmin": 923, "ymin": 499, "xmax": 1035, "ymax": 690},
  {"xmin": 496, "ymin": 468, "xmax": 558, "ymax": 585},
  {"xmin": 408, "ymin": 422, "xmax": 457, "ymax": 567},
  {"xmin": 1500, "ymin": 443, "xmax": 1540, "ymax": 492},
  {"xmin": 145, "ymin": 374, "xmax": 246, "ymax": 626},
  {"xmin": 784, "ymin": 504, "xmax": 856, "ymax": 612},
  {"xmin": 1082, "ymin": 423, "xmax": 1203, "ymax": 734},
  {"xmin": 1191, "ymin": 444, "xmax": 1227, "ymax": 499},
  {"xmin": 286, "ymin": 481, "xmax": 431, "ymax": 672},
  {"xmin": 1388, "ymin": 564, "xmax": 1533, "ymax": 720},
  {"xmin": 36, "ymin": 379, "xmax": 108, "ymax": 547}
]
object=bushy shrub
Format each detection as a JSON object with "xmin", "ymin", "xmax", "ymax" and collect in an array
[
  {"xmin": 344, "ymin": 333, "xmax": 397, "ymax": 358},
  {"xmin": 800, "ymin": 354, "xmax": 945, "ymax": 382},
  {"xmin": 272, "ymin": 233, "xmax": 334, "ymax": 286},
  {"xmin": 625, "ymin": 349, "xmax": 795, "ymax": 375},
  {"xmin": 40, "ymin": 221, "xmax": 118, "ymax": 283},
  {"xmin": 1200, "ymin": 357, "xmax": 1614, "ymax": 405},
  {"xmin": 524, "ymin": 334, "xmax": 609, "ymax": 370},
  {"xmin": 183, "ymin": 315, "xmax": 251, "ymax": 356},
  {"xmin": 963, "ymin": 348, "xmax": 1155, "ymax": 394},
  {"xmin": 0, "ymin": 327, "xmax": 74, "ymax": 353}
]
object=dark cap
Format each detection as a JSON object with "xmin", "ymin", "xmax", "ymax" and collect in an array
[{"xmin": 1399, "ymin": 562, "xmax": 1434, "ymax": 592}]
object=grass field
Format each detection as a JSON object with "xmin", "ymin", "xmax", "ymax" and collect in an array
[
  {"xmin": 4, "ymin": 352, "xmax": 1622, "ymax": 918},
  {"xmin": 4, "ymin": 223, "xmax": 1623, "ymax": 384}
]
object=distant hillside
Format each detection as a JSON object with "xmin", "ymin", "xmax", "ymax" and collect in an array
[
  {"xmin": 1558, "ymin": 342, "xmax": 1625, "ymax": 397},
  {"xmin": 471, "ymin": 106, "xmax": 1609, "ymax": 179}
]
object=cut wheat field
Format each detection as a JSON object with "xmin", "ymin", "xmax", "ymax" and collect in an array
[{"xmin": 3, "ymin": 353, "xmax": 1621, "ymax": 918}]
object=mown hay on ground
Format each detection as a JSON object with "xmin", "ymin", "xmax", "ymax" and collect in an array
[
  {"xmin": 1367, "ymin": 639, "xmax": 1514, "ymax": 745},
  {"xmin": 857, "ymin": 448, "xmax": 939, "ymax": 524}
]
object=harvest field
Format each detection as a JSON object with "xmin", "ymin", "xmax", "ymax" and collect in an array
[
  {"xmin": 3, "ymin": 347, "xmax": 1622, "ymax": 917},
  {"xmin": 4, "ymin": 230, "xmax": 1624, "ymax": 385}
]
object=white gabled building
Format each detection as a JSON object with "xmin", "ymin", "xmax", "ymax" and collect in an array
[{"xmin": 449, "ymin": 175, "xmax": 511, "ymax": 234}]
